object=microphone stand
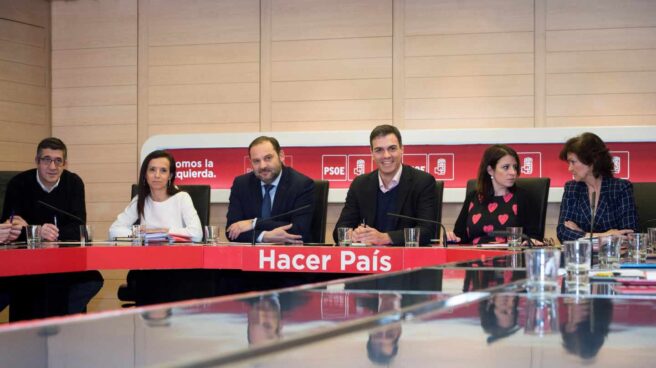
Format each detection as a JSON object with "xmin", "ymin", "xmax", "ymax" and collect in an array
[
  {"xmin": 386, "ymin": 212, "xmax": 448, "ymax": 247},
  {"xmin": 37, "ymin": 200, "xmax": 85, "ymax": 224},
  {"xmin": 590, "ymin": 191, "xmax": 596, "ymax": 246}
]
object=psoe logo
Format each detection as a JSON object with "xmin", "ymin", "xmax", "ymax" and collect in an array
[
  {"xmin": 322, "ymin": 155, "xmax": 347, "ymax": 181},
  {"xmin": 610, "ymin": 151, "xmax": 630, "ymax": 179},
  {"xmin": 428, "ymin": 154, "xmax": 454, "ymax": 180},
  {"xmin": 517, "ymin": 152, "xmax": 542, "ymax": 177}
]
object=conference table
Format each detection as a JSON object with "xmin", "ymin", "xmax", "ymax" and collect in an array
[
  {"xmin": 0, "ymin": 242, "xmax": 512, "ymax": 277},
  {"xmin": 1, "ymin": 249, "xmax": 655, "ymax": 367}
]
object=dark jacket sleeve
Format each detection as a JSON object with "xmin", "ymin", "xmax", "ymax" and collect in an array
[
  {"xmin": 453, "ymin": 191, "xmax": 476, "ymax": 244},
  {"xmin": 225, "ymin": 176, "xmax": 257, "ymax": 243},
  {"xmin": 615, "ymin": 179, "xmax": 639, "ymax": 232},
  {"xmin": 557, "ymin": 181, "xmax": 586, "ymax": 242}
]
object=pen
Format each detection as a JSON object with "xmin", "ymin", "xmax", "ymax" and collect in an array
[
  {"xmin": 9, "ymin": 210, "xmax": 14, "ymax": 224},
  {"xmin": 54, "ymin": 215, "xmax": 58, "ymax": 227},
  {"xmin": 361, "ymin": 218, "xmax": 366, "ymax": 228}
]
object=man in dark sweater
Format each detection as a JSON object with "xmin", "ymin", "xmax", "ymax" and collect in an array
[
  {"xmin": 333, "ymin": 125, "xmax": 437, "ymax": 246},
  {"xmin": 0, "ymin": 137, "xmax": 103, "ymax": 321}
]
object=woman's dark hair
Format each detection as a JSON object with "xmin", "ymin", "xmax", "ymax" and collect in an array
[
  {"xmin": 476, "ymin": 144, "xmax": 520, "ymax": 201},
  {"xmin": 559, "ymin": 132, "xmax": 614, "ymax": 178},
  {"xmin": 561, "ymin": 299, "xmax": 613, "ymax": 359},
  {"xmin": 137, "ymin": 150, "xmax": 179, "ymax": 220},
  {"xmin": 479, "ymin": 295, "xmax": 520, "ymax": 344}
]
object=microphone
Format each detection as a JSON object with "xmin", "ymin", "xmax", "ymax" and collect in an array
[
  {"xmin": 590, "ymin": 191, "xmax": 596, "ymax": 245},
  {"xmin": 487, "ymin": 230, "xmax": 535, "ymax": 248},
  {"xmin": 386, "ymin": 212, "xmax": 448, "ymax": 247},
  {"xmin": 37, "ymin": 200, "xmax": 85, "ymax": 224},
  {"xmin": 251, "ymin": 204, "xmax": 312, "ymax": 245}
]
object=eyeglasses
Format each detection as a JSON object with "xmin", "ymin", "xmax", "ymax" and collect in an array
[{"xmin": 39, "ymin": 156, "xmax": 65, "ymax": 167}]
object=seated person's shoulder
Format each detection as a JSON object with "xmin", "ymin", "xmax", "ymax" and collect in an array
[
  {"xmin": 406, "ymin": 165, "xmax": 436, "ymax": 184},
  {"xmin": 287, "ymin": 167, "xmax": 314, "ymax": 185},
  {"xmin": 64, "ymin": 170, "xmax": 84, "ymax": 183}
]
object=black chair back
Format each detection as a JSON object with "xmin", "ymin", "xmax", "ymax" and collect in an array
[
  {"xmin": 435, "ymin": 180, "xmax": 444, "ymax": 238},
  {"xmin": 310, "ymin": 180, "xmax": 329, "ymax": 243},
  {"xmin": 0, "ymin": 171, "xmax": 20, "ymax": 215},
  {"xmin": 466, "ymin": 178, "xmax": 550, "ymax": 239},
  {"xmin": 130, "ymin": 184, "xmax": 211, "ymax": 227},
  {"xmin": 633, "ymin": 182, "xmax": 656, "ymax": 232}
]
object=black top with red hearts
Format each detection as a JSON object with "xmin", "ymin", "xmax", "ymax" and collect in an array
[{"xmin": 453, "ymin": 186, "xmax": 535, "ymax": 245}]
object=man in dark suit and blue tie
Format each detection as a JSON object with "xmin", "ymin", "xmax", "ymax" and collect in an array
[{"xmin": 226, "ymin": 136, "xmax": 314, "ymax": 243}]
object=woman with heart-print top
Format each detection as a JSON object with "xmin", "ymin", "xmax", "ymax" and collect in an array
[{"xmin": 447, "ymin": 144, "xmax": 537, "ymax": 245}]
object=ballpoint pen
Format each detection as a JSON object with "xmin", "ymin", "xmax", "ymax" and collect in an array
[
  {"xmin": 8, "ymin": 210, "xmax": 14, "ymax": 224},
  {"xmin": 54, "ymin": 215, "xmax": 58, "ymax": 227},
  {"xmin": 361, "ymin": 218, "xmax": 366, "ymax": 228}
]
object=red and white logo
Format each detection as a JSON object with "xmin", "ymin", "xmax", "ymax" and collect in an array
[
  {"xmin": 610, "ymin": 151, "xmax": 630, "ymax": 179},
  {"xmin": 517, "ymin": 152, "xmax": 542, "ymax": 177},
  {"xmin": 348, "ymin": 155, "xmax": 373, "ymax": 181},
  {"xmin": 428, "ymin": 153, "xmax": 454, "ymax": 180},
  {"xmin": 402, "ymin": 154, "xmax": 428, "ymax": 172},
  {"xmin": 322, "ymin": 155, "xmax": 347, "ymax": 181}
]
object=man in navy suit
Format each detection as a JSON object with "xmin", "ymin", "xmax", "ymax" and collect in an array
[
  {"xmin": 333, "ymin": 125, "xmax": 437, "ymax": 246},
  {"xmin": 226, "ymin": 136, "xmax": 314, "ymax": 243}
]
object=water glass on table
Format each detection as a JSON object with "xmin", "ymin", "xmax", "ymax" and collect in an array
[
  {"xmin": 404, "ymin": 227, "xmax": 420, "ymax": 247},
  {"xmin": 337, "ymin": 227, "xmax": 352, "ymax": 246},
  {"xmin": 598, "ymin": 235, "xmax": 621, "ymax": 270},
  {"xmin": 524, "ymin": 248, "xmax": 560, "ymax": 295},
  {"xmin": 627, "ymin": 233, "xmax": 648, "ymax": 263},
  {"xmin": 26, "ymin": 225, "xmax": 41, "ymax": 248},
  {"xmin": 132, "ymin": 224, "xmax": 143, "ymax": 245},
  {"xmin": 563, "ymin": 240, "xmax": 592, "ymax": 287},
  {"xmin": 204, "ymin": 225, "xmax": 218, "ymax": 244},
  {"xmin": 647, "ymin": 227, "xmax": 656, "ymax": 254},
  {"xmin": 506, "ymin": 226, "xmax": 523, "ymax": 248}
]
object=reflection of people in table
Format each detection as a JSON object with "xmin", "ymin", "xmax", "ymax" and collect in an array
[
  {"xmin": 226, "ymin": 136, "xmax": 314, "ymax": 244},
  {"xmin": 109, "ymin": 149, "xmax": 202, "ymax": 241},
  {"xmin": 479, "ymin": 294, "xmax": 520, "ymax": 344},
  {"xmin": 561, "ymin": 298, "xmax": 613, "ymax": 359},
  {"xmin": 0, "ymin": 137, "xmax": 103, "ymax": 321},
  {"xmin": 557, "ymin": 132, "xmax": 638, "ymax": 242},
  {"xmin": 334, "ymin": 125, "xmax": 437, "ymax": 246},
  {"xmin": 245, "ymin": 292, "xmax": 310, "ymax": 345},
  {"xmin": 247, "ymin": 295, "xmax": 282, "ymax": 345},
  {"xmin": 365, "ymin": 293, "xmax": 403, "ymax": 365},
  {"xmin": 448, "ymin": 144, "xmax": 540, "ymax": 245}
]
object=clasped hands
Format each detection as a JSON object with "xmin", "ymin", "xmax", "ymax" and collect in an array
[
  {"xmin": 226, "ymin": 219, "xmax": 302, "ymax": 244},
  {"xmin": 349, "ymin": 225, "xmax": 392, "ymax": 246},
  {"xmin": 564, "ymin": 220, "xmax": 634, "ymax": 238}
]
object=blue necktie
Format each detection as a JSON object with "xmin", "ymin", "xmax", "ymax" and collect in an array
[{"xmin": 261, "ymin": 184, "xmax": 273, "ymax": 219}]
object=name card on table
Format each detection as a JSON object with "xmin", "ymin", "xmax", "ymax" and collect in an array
[{"xmin": 242, "ymin": 246, "xmax": 402, "ymax": 273}]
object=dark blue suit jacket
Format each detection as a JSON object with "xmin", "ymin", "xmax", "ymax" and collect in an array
[
  {"xmin": 333, "ymin": 165, "xmax": 437, "ymax": 246},
  {"xmin": 557, "ymin": 176, "xmax": 639, "ymax": 242},
  {"xmin": 226, "ymin": 166, "xmax": 314, "ymax": 243}
]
